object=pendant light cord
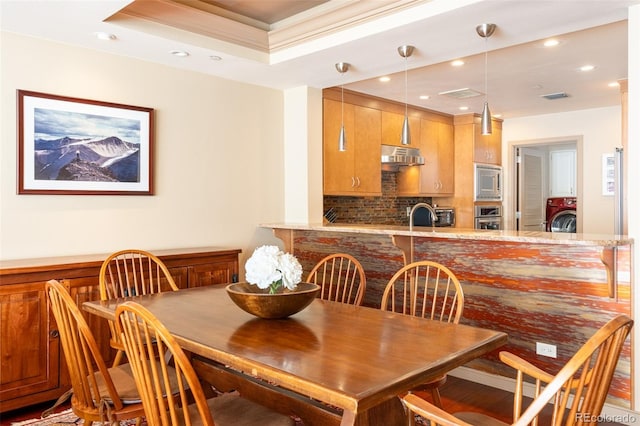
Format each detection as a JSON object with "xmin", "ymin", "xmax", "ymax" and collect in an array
[
  {"xmin": 404, "ymin": 56, "xmax": 408, "ymax": 118},
  {"xmin": 484, "ymin": 37, "xmax": 488, "ymax": 104},
  {"xmin": 341, "ymin": 81, "xmax": 344, "ymax": 128}
]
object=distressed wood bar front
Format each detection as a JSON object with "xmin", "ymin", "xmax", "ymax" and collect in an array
[{"xmin": 265, "ymin": 223, "xmax": 633, "ymax": 409}]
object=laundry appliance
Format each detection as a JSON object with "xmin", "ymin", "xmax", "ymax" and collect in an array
[{"xmin": 546, "ymin": 197, "xmax": 577, "ymax": 232}]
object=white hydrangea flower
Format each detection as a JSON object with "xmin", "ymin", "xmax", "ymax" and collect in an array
[
  {"xmin": 245, "ymin": 245, "xmax": 302, "ymax": 292},
  {"xmin": 279, "ymin": 252, "xmax": 303, "ymax": 290},
  {"xmin": 245, "ymin": 245, "xmax": 282, "ymax": 289}
]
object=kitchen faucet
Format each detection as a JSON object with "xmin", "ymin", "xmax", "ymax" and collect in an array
[{"xmin": 409, "ymin": 203, "xmax": 437, "ymax": 232}]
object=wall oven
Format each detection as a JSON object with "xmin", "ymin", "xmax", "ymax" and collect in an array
[
  {"xmin": 474, "ymin": 163, "xmax": 503, "ymax": 201},
  {"xmin": 474, "ymin": 205, "xmax": 502, "ymax": 230}
]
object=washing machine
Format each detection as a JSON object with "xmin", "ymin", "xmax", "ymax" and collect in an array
[{"xmin": 546, "ymin": 197, "xmax": 577, "ymax": 232}]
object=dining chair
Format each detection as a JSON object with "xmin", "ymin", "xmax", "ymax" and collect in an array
[
  {"xmin": 99, "ymin": 248, "xmax": 179, "ymax": 366},
  {"xmin": 380, "ymin": 260, "xmax": 464, "ymax": 409},
  {"xmin": 115, "ymin": 301, "xmax": 295, "ymax": 426},
  {"xmin": 402, "ymin": 314, "xmax": 633, "ymax": 426},
  {"xmin": 46, "ymin": 279, "xmax": 146, "ymax": 425},
  {"xmin": 305, "ymin": 253, "xmax": 367, "ymax": 305}
]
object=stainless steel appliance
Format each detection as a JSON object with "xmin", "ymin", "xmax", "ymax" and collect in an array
[
  {"xmin": 412, "ymin": 206, "xmax": 455, "ymax": 227},
  {"xmin": 474, "ymin": 204, "xmax": 502, "ymax": 230},
  {"xmin": 474, "ymin": 163, "xmax": 503, "ymax": 201},
  {"xmin": 381, "ymin": 144, "xmax": 425, "ymax": 171}
]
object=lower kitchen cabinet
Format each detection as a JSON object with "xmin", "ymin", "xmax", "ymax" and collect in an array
[{"xmin": 0, "ymin": 247, "xmax": 240, "ymax": 413}]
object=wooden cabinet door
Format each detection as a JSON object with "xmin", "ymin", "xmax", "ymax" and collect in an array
[
  {"xmin": 474, "ymin": 119, "xmax": 501, "ymax": 165},
  {"xmin": 323, "ymin": 98, "xmax": 356, "ymax": 194},
  {"xmin": 397, "ymin": 120, "xmax": 453, "ymax": 196},
  {"xmin": 353, "ymin": 105, "xmax": 381, "ymax": 195},
  {"xmin": 436, "ymin": 122, "xmax": 455, "ymax": 194},
  {"xmin": 0, "ymin": 282, "xmax": 60, "ymax": 404},
  {"xmin": 381, "ymin": 111, "xmax": 420, "ymax": 147},
  {"xmin": 188, "ymin": 262, "xmax": 237, "ymax": 288},
  {"xmin": 168, "ymin": 266, "xmax": 189, "ymax": 289}
]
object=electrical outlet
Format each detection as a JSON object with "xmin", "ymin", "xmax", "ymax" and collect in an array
[
  {"xmin": 406, "ymin": 207, "xmax": 411, "ymax": 217},
  {"xmin": 536, "ymin": 342, "xmax": 557, "ymax": 358}
]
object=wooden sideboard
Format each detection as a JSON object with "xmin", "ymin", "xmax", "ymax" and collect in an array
[{"xmin": 0, "ymin": 247, "xmax": 241, "ymax": 413}]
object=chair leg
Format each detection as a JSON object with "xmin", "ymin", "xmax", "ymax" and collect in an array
[{"xmin": 431, "ymin": 387, "xmax": 443, "ymax": 409}]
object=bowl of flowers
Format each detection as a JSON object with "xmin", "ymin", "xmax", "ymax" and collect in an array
[{"xmin": 226, "ymin": 245, "xmax": 320, "ymax": 319}]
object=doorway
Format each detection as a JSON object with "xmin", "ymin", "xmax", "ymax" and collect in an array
[{"xmin": 510, "ymin": 136, "xmax": 583, "ymax": 232}]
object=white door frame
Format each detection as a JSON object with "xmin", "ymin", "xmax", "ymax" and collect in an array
[{"xmin": 506, "ymin": 136, "xmax": 583, "ymax": 232}]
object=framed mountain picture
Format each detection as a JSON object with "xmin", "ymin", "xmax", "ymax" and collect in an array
[{"xmin": 17, "ymin": 90, "xmax": 154, "ymax": 195}]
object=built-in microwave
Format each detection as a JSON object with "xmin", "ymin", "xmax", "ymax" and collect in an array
[{"xmin": 474, "ymin": 163, "xmax": 503, "ymax": 201}]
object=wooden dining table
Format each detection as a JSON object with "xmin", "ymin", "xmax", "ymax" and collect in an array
[{"xmin": 83, "ymin": 284, "xmax": 507, "ymax": 426}]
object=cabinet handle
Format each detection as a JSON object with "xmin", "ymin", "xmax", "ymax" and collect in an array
[
  {"xmin": 351, "ymin": 177, "xmax": 356, "ymax": 188},
  {"xmin": 50, "ymin": 330, "xmax": 60, "ymax": 339},
  {"xmin": 356, "ymin": 177, "xmax": 361, "ymax": 187}
]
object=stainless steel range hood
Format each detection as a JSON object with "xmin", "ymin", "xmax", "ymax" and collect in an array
[{"xmin": 381, "ymin": 144, "xmax": 424, "ymax": 171}]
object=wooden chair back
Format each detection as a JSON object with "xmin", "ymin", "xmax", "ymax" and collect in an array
[
  {"xmin": 116, "ymin": 301, "xmax": 295, "ymax": 426},
  {"xmin": 99, "ymin": 249, "xmax": 179, "ymax": 366},
  {"xmin": 380, "ymin": 260, "xmax": 464, "ymax": 323},
  {"xmin": 46, "ymin": 280, "xmax": 144, "ymax": 424},
  {"xmin": 306, "ymin": 253, "xmax": 366, "ymax": 305},
  {"xmin": 116, "ymin": 301, "xmax": 215, "ymax": 426},
  {"xmin": 402, "ymin": 314, "xmax": 634, "ymax": 426}
]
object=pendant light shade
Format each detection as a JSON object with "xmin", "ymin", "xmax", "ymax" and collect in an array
[
  {"xmin": 335, "ymin": 62, "xmax": 350, "ymax": 151},
  {"xmin": 476, "ymin": 23, "xmax": 496, "ymax": 136},
  {"xmin": 398, "ymin": 45, "xmax": 414, "ymax": 145}
]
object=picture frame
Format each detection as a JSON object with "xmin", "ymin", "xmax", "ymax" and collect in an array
[{"xmin": 18, "ymin": 90, "xmax": 154, "ymax": 195}]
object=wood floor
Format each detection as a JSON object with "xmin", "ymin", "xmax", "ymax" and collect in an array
[{"xmin": 0, "ymin": 376, "xmax": 626, "ymax": 425}]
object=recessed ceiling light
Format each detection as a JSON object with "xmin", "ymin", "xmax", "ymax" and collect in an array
[
  {"xmin": 608, "ymin": 81, "xmax": 620, "ymax": 88},
  {"xmin": 170, "ymin": 50, "xmax": 190, "ymax": 57},
  {"xmin": 419, "ymin": 95, "xmax": 430, "ymax": 100},
  {"xmin": 209, "ymin": 55, "xmax": 222, "ymax": 61},
  {"xmin": 579, "ymin": 64, "xmax": 595, "ymax": 72},
  {"xmin": 543, "ymin": 39, "xmax": 559, "ymax": 47},
  {"xmin": 459, "ymin": 106, "xmax": 469, "ymax": 111},
  {"xmin": 379, "ymin": 76, "xmax": 391, "ymax": 82},
  {"xmin": 94, "ymin": 32, "xmax": 116, "ymax": 41},
  {"xmin": 451, "ymin": 59, "xmax": 465, "ymax": 67}
]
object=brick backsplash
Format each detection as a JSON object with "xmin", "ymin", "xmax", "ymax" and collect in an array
[{"xmin": 323, "ymin": 172, "xmax": 432, "ymax": 225}]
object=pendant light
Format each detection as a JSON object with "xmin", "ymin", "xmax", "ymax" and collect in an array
[
  {"xmin": 476, "ymin": 23, "xmax": 496, "ymax": 135},
  {"xmin": 335, "ymin": 62, "xmax": 350, "ymax": 151},
  {"xmin": 397, "ymin": 45, "xmax": 414, "ymax": 145}
]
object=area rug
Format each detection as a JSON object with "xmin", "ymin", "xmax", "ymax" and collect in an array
[
  {"xmin": 10, "ymin": 408, "xmax": 309, "ymax": 425},
  {"xmin": 11, "ymin": 407, "xmax": 424, "ymax": 425},
  {"xmin": 10, "ymin": 408, "xmax": 139, "ymax": 425}
]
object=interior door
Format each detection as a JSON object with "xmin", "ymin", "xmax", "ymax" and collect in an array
[{"xmin": 518, "ymin": 148, "xmax": 546, "ymax": 231}]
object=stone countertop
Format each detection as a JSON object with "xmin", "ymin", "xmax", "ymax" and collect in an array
[{"xmin": 261, "ymin": 223, "xmax": 632, "ymax": 247}]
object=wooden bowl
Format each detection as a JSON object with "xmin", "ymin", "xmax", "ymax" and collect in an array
[{"xmin": 225, "ymin": 282, "xmax": 320, "ymax": 319}]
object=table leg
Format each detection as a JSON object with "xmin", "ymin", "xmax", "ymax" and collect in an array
[{"xmin": 341, "ymin": 396, "xmax": 408, "ymax": 426}]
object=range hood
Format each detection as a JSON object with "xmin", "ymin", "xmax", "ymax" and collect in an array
[{"xmin": 381, "ymin": 144, "xmax": 425, "ymax": 171}]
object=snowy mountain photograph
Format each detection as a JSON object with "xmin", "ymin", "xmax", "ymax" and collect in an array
[{"xmin": 18, "ymin": 91, "xmax": 153, "ymax": 195}]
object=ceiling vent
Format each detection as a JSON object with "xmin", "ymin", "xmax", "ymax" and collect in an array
[
  {"xmin": 541, "ymin": 92, "xmax": 569, "ymax": 100},
  {"xmin": 439, "ymin": 88, "xmax": 483, "ymax": 99}
]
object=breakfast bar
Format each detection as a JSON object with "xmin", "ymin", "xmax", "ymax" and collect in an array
[{"xmin": 263, "ymin": 223, "xmax": 633, "ymax": 409}]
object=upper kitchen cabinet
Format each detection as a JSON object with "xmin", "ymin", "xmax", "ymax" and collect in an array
[
  {"xmin": 397, "ymin": 119, "xmax": 454, "ymax": 196},
  {"xmin": 472, "ymin": 116, "xmax": 502, "ymax": 165},
  {"xmin": 549, "ymin": 149, "xmax": 577, "ymax": 196},
  {"xmin": 323, "ymin": 98, "xmax": 381, "ymax": 195},
  {"xmin": 381, "ymin": 111, "xmax": 420, "ymax": 147}
]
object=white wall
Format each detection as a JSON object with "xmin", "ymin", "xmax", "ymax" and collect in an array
[
  {"xmin": 0, "ymin": 32, "xmax": 287, "ymax": 263},
  {"xmin": 502, "ymin": 106, "xmax": 621, "ymax": 234}
]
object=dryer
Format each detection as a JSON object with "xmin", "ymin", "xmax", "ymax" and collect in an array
[{"xmin": 546, "ymin": 197, "xmax": 577, "ymax": 232}]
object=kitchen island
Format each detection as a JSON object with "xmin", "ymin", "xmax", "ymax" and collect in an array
[{"xmin": 262, "ymin": 223, "xmax": 633, "ymax": 409}]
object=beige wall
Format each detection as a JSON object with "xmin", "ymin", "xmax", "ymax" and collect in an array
[
  {"xmin": 0, "ymin": 32, "xmax": 286, "ymax": 262},
  {"xmin": 502, "ymin": 106, "xmax": 622, "ymax": 234}
]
